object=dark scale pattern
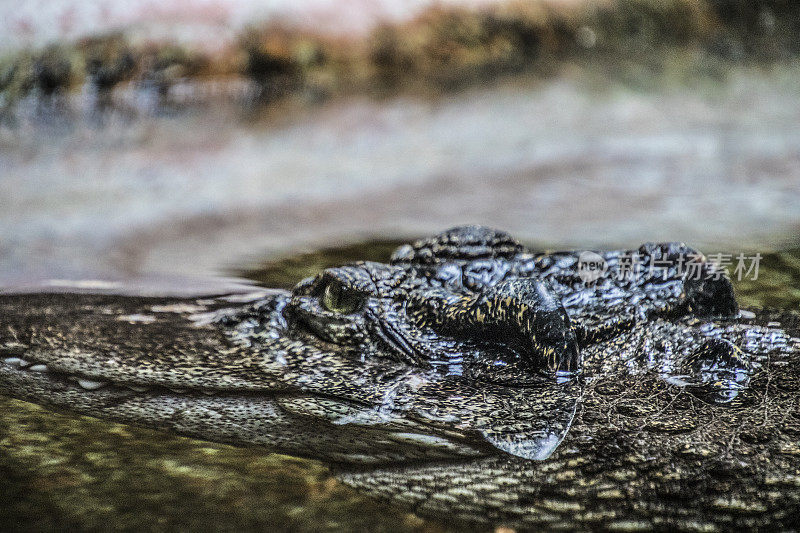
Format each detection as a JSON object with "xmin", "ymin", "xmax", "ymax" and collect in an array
[
  {"xmin": 1, "ymin": 226, "xmax": 799, "ymax": 530},
  {"xmin": 340, "ymin": 312, "xmax": 800, "ymax": 530}
]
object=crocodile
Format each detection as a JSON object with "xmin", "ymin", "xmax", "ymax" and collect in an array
[{"xmin": 1, "ymin": 226, "xmax": 799, "ymax": 531}]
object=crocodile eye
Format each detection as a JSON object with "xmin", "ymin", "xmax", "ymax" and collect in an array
[{"xmin": 321, "ymin": 281, "xmax": 364, "ymax": 314}]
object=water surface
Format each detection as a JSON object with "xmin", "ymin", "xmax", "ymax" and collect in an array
[{"xmin": 3, "ymin": 66, "xmax": 800, "ymax": 285}]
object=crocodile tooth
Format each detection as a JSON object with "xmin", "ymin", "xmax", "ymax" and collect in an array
[
  {"xmin": 127, "ymin": 385, "xmax": 148, "ymax": 392},
  {"xmin": 77, "ymin": 379, "xmax": 107, "ymax": 390},
  {"xmin": 168, "ymin": 387, "xmax": 187, "ymax": 393},
  {"xmin": 28, "ymin": 364, "xmax": 49, "ymax": 372},
  {"xmin": 3, "ymin": 357, "xmax": 24, "ymax": 366},
  {"xmin": 201, "ymin": 390, "xmax": 217, "ymax": 396}
]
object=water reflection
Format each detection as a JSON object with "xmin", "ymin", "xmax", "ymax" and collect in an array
[{"xmin": 4, "ymin": 71, "xmax": 800, "ymax": 286}]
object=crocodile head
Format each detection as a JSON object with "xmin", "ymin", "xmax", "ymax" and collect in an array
[
  {"xmin": 4, "ymin": 226, "xmax": 800, "ymax": 529},
  {"xmin": 0, "ymin": 226, "xmax": 768, "ymax": 467}
]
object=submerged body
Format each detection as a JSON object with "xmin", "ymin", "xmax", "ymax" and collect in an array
[{"xmin": 1, "ymin": 227, "xmax": 799, "ymax": 530}]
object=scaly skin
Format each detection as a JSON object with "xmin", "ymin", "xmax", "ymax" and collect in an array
[{"xmin": 1, "ymin": 226, "xmax": 798, "ymax": 530}]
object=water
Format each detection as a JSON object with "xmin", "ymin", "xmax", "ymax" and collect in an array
[
  {"xmin": 734, "ymin": 248, "xmax": 800, "ymax": 309},
  {"xmin": 3, "ymin": 66, "xmax": 800, "ymax": 285}
]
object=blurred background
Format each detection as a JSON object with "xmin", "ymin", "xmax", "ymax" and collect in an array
[
  {"xmin": 1, "ymin": 1, "xmax": 800, "ymax": 531},
  {"xmin": 1, "ymin": 0, "xmax": 799, "ymax": 288}
]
